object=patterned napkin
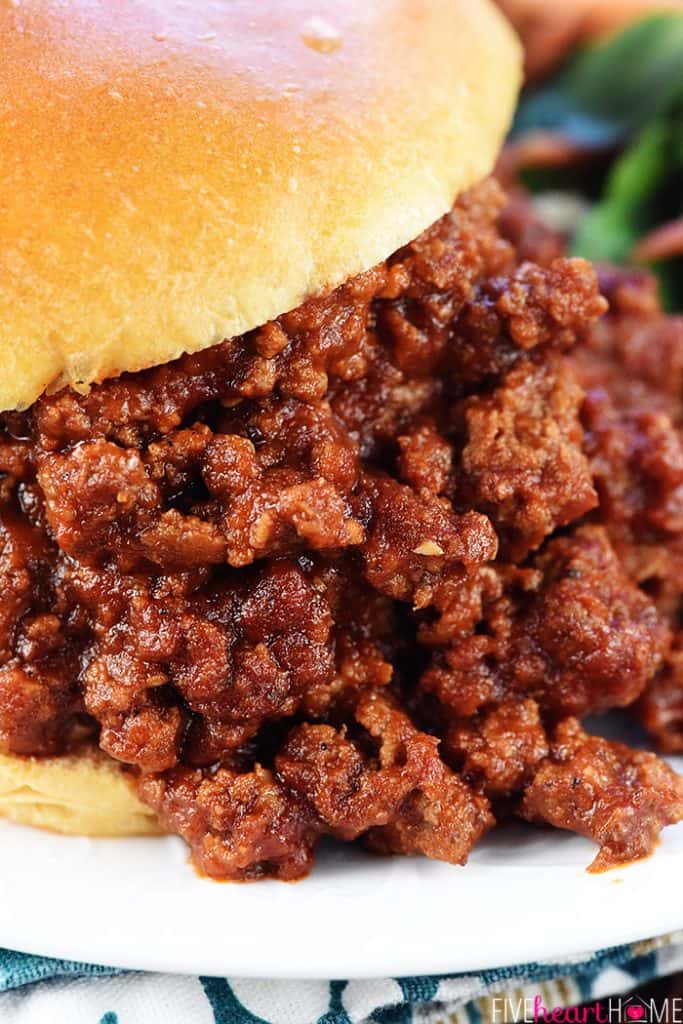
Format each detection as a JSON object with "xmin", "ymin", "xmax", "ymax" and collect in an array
[{"xmin": 1, "ymin": 932, "xmax": 682, "ymax": 1023}]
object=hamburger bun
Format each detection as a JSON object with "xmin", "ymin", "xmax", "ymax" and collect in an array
[
  {"xmin": 0, "ymin": 749, "xmax": 161, "ymax": 837},
  {"xmin": 0, "ymin": 0, "xmax": 521, "ymax": 413}
]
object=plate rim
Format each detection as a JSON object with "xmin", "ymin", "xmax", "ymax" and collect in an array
[{"xmin": 1, "ymin": 820, "xmax": 682, "ymax": 978}]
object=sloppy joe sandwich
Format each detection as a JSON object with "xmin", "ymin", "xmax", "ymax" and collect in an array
[{"xmin": 1, "ymin": 0, "xmax": 682, "ymax": 880}]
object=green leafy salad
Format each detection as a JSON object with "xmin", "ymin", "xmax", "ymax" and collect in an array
[{"xmin": 510, "ymin": 13, "xmax": 683, "ymax": 308}]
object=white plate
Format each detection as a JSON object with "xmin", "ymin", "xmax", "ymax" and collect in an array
[{"xmin": 1, "ymin": 756, "xmax": 682, "ymax": 978}]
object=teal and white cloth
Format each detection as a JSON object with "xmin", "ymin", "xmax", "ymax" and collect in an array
[{"xmin": 1, "ymin": 933, "xmax": 683, "ymax": 1023}]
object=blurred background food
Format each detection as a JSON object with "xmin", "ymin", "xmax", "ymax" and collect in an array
[
  {"xmin": 497, "ymin": 2, "xmax": 683, "ymax": 309},
  {"xmin": 499, "ymin": 0, "xmax": 683, "ymax": 80}
]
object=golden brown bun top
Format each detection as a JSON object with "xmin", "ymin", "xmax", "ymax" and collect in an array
[{"xmin": 0, "ymin": 0, "xmax": 521, "ymax": 412}]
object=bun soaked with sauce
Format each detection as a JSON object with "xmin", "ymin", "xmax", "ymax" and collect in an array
[
  {"xmin": 0, "ymin": 0, "xmax": 521, "ymax": 413},
  {"xmin": 0, "ymin": 0, "xmax": 521, "ymax": 840}
]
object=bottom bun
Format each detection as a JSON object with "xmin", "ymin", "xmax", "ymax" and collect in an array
[{"xmin": 0, "ymin": 749, "xmax": 162, "ymax": 837}]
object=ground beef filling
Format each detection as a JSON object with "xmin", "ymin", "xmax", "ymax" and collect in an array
[{"xmin": 1, "ymin": 178, "xmax": 682, "ymax": 880}]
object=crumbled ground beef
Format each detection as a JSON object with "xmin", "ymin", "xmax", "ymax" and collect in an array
[
  {"xmin": 568, "ymin": 268, "xmax": 683, "ymax": 753},
  {"xmin": 1, "ymin": 178, "xmax": 682, "ymax": 880},
  {"xmin": 420, "ymin": 525, "xmax": 665, "ymax": 720},
  {"xmin": 521, "ymin": 718, "xmax": 683, "ymax": 871}
]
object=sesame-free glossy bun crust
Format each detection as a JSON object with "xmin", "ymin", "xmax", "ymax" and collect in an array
[{"xmin": 0, "ymin": 0, "xmax": 521, "ymax": 411}]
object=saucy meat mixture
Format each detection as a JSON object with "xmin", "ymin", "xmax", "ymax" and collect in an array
[{"xmin": 1, "ymin": 178, "xmax": 683, "ymax": 880}]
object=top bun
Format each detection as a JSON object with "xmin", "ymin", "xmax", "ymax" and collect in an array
[{"xmin": 0, "ymin": 0, "xmax": 521, "ymax": 412}]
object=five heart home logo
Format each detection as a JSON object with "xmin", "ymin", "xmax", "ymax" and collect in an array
[{"xmin": 622, "ymin": 996, "xmax": 650, "ymax": 1024}]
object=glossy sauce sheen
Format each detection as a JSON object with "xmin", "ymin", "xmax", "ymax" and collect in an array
[{"xmin": 1, "ymin": 180, "xmax": 682, "ymax": 880}]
